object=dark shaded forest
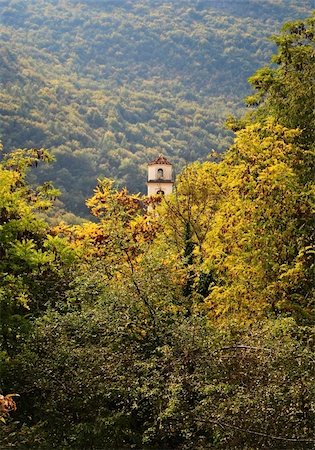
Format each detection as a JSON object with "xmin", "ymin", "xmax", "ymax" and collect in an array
[{"xmin": 0, "ymin": 0, "xmax": 312, "ymax": 217}]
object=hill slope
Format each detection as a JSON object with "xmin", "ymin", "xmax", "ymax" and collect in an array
[{"xmin": 0, "ymin": 0, "xmax": 312, "ymax": 215}]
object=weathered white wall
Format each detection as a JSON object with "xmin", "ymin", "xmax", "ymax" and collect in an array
[
  {"xmin": 148, "ymin": 164, "xmax": 173, "ymax": 181},
  {"xmin": 147, "ymin": 181, "xmax": 173, "ymax": 196}
]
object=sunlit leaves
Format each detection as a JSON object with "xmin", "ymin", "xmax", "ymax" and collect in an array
[
  {"xmin": 158, "ymin": 118, "xmax": 314, "ymax": 324},
  {"xmin": 86, "ymin": 178, "xmax": 143, "ymax": 220},
  {"xmin": 247, "ymin": 14, "xmax": 315, "ymax": 148},
  {"xmin": 0, "ymin": 147, "xmax": 77, "ymax": 354},
  {"xmin": 207, "ymin": 122, "xmax": 313, "ymax": 323}
]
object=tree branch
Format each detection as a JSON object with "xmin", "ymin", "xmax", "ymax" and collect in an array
[
  {"xmin": 213, "ymin": 420, "xmax": 314, "ymax": 443},
  {"xmin": 214, "ymin": 345, "xmax": 273, "ymax": 353}
]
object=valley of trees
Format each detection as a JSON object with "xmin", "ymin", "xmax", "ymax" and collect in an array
[
  {"xmin": 0, "ymin": 0, "xmax": 312, "ymax": 217},
  {"xmin": 0, "ymin": 12, "xmax": 314, "ymax": 449}
]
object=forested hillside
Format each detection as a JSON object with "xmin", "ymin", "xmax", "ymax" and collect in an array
[
  {"xmin": 0, "ymin": 0, "xmax": 312, "ymax": 216},
  {"xmin": 0, "ymin": 13, "xmax": 314, "ymax": 449}
]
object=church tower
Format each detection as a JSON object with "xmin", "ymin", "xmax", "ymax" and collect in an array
[{"xmin": 147, "ymin": 155, "xmax": 174, "ymax": 196}]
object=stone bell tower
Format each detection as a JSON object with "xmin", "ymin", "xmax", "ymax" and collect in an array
[{"xmin": 147, "ymin": 155, "xmax": 174, "ymax": 196}]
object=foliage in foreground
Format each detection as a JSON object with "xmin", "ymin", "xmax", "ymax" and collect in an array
[{"xmin": 2, "ymin": 300, "xmax": 314, "ymax": 449}]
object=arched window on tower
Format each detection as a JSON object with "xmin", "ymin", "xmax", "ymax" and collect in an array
[
  {"xmin": 157, "ymin": 189, "xmax": 165, "ymax": 195},
  {"xmin": 157, "ymin": 168, "xmax": 164, "ymax": 179}
]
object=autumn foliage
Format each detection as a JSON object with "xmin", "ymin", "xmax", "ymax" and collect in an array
[
  {"xmin": 0, "ymin": 14, "xmax": 314, "ymax": 450},
  {"xmin": 0, "ymin": 394, "xmax": 19, "ymax": 420}
]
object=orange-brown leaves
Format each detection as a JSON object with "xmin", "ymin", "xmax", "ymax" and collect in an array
[
  {"xmin": 130, "ymin": 216, "xmax": 161, "ymax": 244},
  {"xmin": 0, "ymin": 394, "xmax": 19, "ymax": 418}
]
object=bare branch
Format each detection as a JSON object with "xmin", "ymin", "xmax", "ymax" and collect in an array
[
  {"xmin": 214, "ymin": 420, "xmax": 315, "ymax": 443},
  {"xmin": 214, "ymin": 345, "xmax": 273, "ymax": 353}
]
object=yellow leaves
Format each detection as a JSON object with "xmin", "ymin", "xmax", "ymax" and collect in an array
[
  {"xmin": 3, "ymin": 148, "xmax": 54, "ymax": 172},
  {"xmin": 0, "ymin": 166, "xmax": 21, "ymax": 192},
  {"xmin": 229, "ymin": 118, "xmax": 301, "ymax": 171},
  {"xmin": 51, "ymin": 221, "xmax": 73, "ymax": 237},
  {"xmin": 1, "ymin": 275, "xmax": 30, "ymax": 310},
  {"xmin": 53, "ymin": 183, "xmax": 162, "ymax": 282},
  {"xmin": 86, "ymin": 178, "xmax": 143, "ymax": 219},
  {"xmin": 85, "ymin": 178, "xmax": 113, "ymax": 217},
  {"xmin": 129, "ymin": 215, "xmax": 160, "ymax": 244},
  {"xmin": 16, "ymin": 292, "xmax": 30, "ymax": 310},
  {"xmin": 115, "ymin": 188, "xmax": 143, "ymax": 216},
  {"xmin": 160, "ymin": 119, "xmax": 313, "ymax": 323},
  {"xmin": 0, "ymin": 149, "xmax": 59, "ymax": 249},
  {"xmin": 52, "ymin": 221, "xmax": 110, "ymax": 258},
  {"xmin": 205, "ymin": 283, "xmax": 269, "ymax": 326},
  {"xmin": 257, "ymin": 162, "xmax": 297, "ymax": 191},
  {"xmin": 75, "ymin": 222, "xmax": 107, "ymax": 244}
]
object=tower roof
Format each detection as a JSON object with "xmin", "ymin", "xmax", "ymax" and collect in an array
[{"xmin": 148, "ymin": 154, "xmax": 172, "ymax": 166}]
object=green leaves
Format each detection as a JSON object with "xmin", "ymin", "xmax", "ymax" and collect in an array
[
  {"xmin": 9, "ymin": 240, "xmax": 54, "ymax": 269},
  {"xmin": 247, "ymin": 14, "xmax": 315, "ymax": 148},
  {"xmin": 0, "ymin": 147, "xmax": 78, "ymax": 355},
  {"xmin": 158, "ymin": 116, "xmax": 314, "ymax": 324},
  {"xmin": 3, "ymin": 307, "xmax": 314, "ymax": 449},
  {"xmin": 1, "ymin": 11, "xmax": 314, "ymax": 450},
  {"xmin": 2, "ymin": 1, "xmax": 311, "ymax": 216}
]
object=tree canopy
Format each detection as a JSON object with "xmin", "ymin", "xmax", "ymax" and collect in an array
[
  {"xmin": 0, "ymin": 0, "xmax": 312, "ymax": 216},
  {"xmin": 0, "ymin": 11, "xmax": 314, "ymax": 450}
]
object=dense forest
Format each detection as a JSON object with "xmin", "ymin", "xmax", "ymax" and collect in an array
[
  {"xmin": 0, "ymin": 11, "xmax": 314, "ymax": 449},
  {"xmin": 0, "ymin": 0, "xmax": 312, "ymax": 217}
]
